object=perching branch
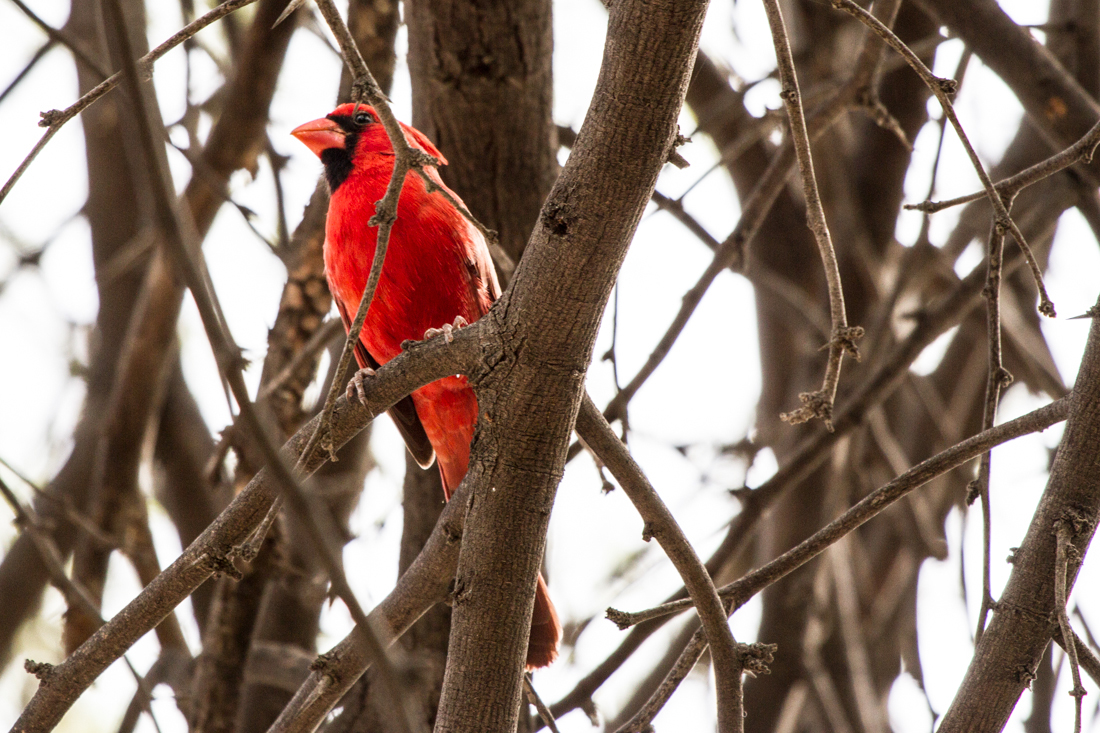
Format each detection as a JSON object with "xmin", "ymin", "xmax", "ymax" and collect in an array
[{"xmin": 8, "ymin": 324, "xmax": 476, "ymax": 732}]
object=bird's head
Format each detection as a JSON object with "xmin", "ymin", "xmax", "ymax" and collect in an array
[{"xmin": 291, "ymin": 103, "xmax": 447, "ymax": 191}]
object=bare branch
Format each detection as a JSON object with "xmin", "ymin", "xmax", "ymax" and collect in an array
[
  {"xmin": 1055, "ymin": 521, "xmax": 1087, "ymax": 733},
  {"xmin": 831, "ymin": 0, "xmax": 1056, "ymax": 318},
  {"xmin": 0, "ymin": 0, "xmax": 261, "ymax": 205},
  {"xmin": 763, "ymin": 0, "xmax": 861, "ymax": 430},
  {"xmin": 576, "ymin": 394, "xmax": 747, "ymax": 730},
  {"xmin": 905, "ymin": 118, "xmax": 1100, "ymax": 214},
  {"xmin": 611, "ymin": 396, "xmax": 1069, "ymax": 627},
  {"xmin": 9, "ymin": 323, "xmax": 475, "ymax": 731}
]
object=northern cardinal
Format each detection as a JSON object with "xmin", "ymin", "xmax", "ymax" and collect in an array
[{"xmin": 292, "ymin": 103, "xmax": 560, "ymax": 668}]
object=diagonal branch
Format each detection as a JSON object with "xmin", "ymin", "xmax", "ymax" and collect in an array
[
  {"xmin": 831, "ymin": 0, "xmax": 1056, "ymax": 318},
  {"xmin": 576, "ymin": 394, "xmax": 752, "ymax": 732},
  {"xmin": 8, "ymin": 322, "xmax": 477, "ymax": 732},
  {"xmin": 0, "ymin": 0, "xmax": 261, "ymax": 205},
  {"xmin": 905, "ymin": 118, "xmax": 1100, "ymax": 214},
  {"xmin": 609, "ymin": 396, "xmax": 1069, "ymax": 628},
  {"xmin": 601, "ymin": 395, "xmax": 1069, "ymax": 725}
]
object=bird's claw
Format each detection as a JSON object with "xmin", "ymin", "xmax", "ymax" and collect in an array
[
  {"xmin": 347, "ymin": 367, "xmax": 377, "ymax": 405},
  {"xmin": 423, "ymin": 315, "xmax": 469, "ymax": 344}
]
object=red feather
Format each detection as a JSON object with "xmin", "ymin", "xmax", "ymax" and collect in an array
[{"xmin": 293, "ymin": 103, "xmax": 560, "ymax": 668}]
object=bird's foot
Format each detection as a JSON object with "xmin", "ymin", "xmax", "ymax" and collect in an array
[
  {"xmin": 346, "ymin": 367, "xmax": 377, "ymax": 405},
  {"xmin": 423, "ymin": 315, "xmax": 469, "ymax": 344}
]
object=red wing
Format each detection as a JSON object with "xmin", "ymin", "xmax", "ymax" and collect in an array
[
  {"xmin": 465, "ymin": 229, "xmax": 502, "ymax": 317},
  {"xmin": 336, "ymin": 300, "xmax": 435, "ymax": 469}
]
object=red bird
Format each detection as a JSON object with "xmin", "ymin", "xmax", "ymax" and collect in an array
[{"xmin": 292, "ymin": 103, "xmax": 560, "ymax": 668}]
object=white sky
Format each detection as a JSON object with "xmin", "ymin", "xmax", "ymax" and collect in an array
[{"xmin": 0, "ymin": 0, "xmax": 1098, "ymax": 731}]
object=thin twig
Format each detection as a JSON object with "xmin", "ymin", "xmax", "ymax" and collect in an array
[
  {"xmin": 0, "ymin": 477, "xmax": 164, "ymax": 729},
  {"xmin": 523, "ymin": 673, "xmax": 562, "ymax": 733},
  {"xmin": 256, "ymin": 317, "xmax": 344, "ymax": 401},
  {"xmin": 829, "ymin": 540, "xmax": 885, "ymax": 733},
  {"xmin": 0, "ymin": 40, "xmax": 54, "ymax": 107},
  {"xmin": 0, "ymin": 0, "xmax": 261, "ymax": 206},
  {"xmin": 607, "ymin": 396, "xmax": 1069, "ymax": 628},
  {"xmin": 555, "ymin": 256, "xmax": 1025, "ymax": 722},
  {"xmin": 8, "ymin": 0, "xmax": 110, "ymax": 79},
  {"xmin": 265, "ymin": 435, "xmax": 477, "ymax": 732},
  {"xmin": 99, "ymin": 2, "xmax": 419, "ymax": 732},
  {"xmin": 602, "ymin": 395, "xmax": 1069, "ymax": 727},
  {"xmin": 763, "ymin": 0, "xmax": 861, "ymax": 431},
  {"xmin": 597, "ymin": 4, "xmax": 895, "ymax": 427},
  {"xmin": 905, "ymin": 118, "xmax": 1100, "ymax": 214},
  {"xmin": 973, "ymin": 219, "xmax": 1012, "ymax": 643},
  {"xmin": 830, "ymin": 0, "xmax": 1056, "ymax": 318},
  {"xmin": 576, "ymin": 394, "xmax": 748, "ymax": 733},
  {"xmin": 1055, "ymin": 520, "xmax": 1087, "ymax": 733}
]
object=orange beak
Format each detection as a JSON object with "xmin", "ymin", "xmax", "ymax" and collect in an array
[{"xmin": 291, "ymin": 117, "xmax": 346, "ymax": 158}]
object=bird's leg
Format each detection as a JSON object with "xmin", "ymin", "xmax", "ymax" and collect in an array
[
  {"xmin": 423, "ymin": 315, "xmax": 469, "ymax": 344},
  {"xmin": 346, "ymin": 366, "xmax": 376, "ymax": 405}
]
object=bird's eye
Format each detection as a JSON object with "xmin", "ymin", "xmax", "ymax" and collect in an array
[{"xmin": 354, "ymin": 111, "xmax": 373, "ymax": 126}]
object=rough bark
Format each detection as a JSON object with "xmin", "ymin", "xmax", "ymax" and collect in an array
[
  {"xmin": 432, "ymin": 0, "xmax": 711, "ymax": 729},
  {"xmin": 406, "ymin": 0, "xmax": 555, "ymax": 267},
  {"xmin": 939, "ymin": 297, "xmax": 1100, "ymax": 730}
]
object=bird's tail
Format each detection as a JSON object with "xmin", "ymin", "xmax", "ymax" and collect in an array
[{"xmin": 527, "ymin": 573, "xmax": 561, "ymax": 669}]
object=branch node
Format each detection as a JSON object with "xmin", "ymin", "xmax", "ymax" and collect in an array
[
  {"xmin": 24, "ymin": 659, "xmax": 54, "ymax": 682},
  {"xmin": 641, "ymin": 521, "xmax": 656, "ymax": 543},
  {"xmin": 605, "ymin": 608, "xmax": 634, "ymax": 630},
  {"xmin": 368, "ymin": 198, "xmax": 398, "ymax": 229},
  {"xmin": 580, "ymin": 698, "xmax": 600, "ymax": 726},
  {"xmin": 207, "ymin": 550, "xmax": 243, "ymax": 581},
  {"xmin": 739, "ymin": 641, "xmax": 777, "ymax": 677},
  {"xmin": 832, "ymin": 325, "xmax": 865, "ymax": 360},
  {"xmin": 408, "ymin": 147, "xmax": 441, "ymax": 171},
  {"xmin": 309, "ymin": 649, "xmax": 339, "ymax": 675},
  {"xmin": 903, "ymin": 200, "xmax": 936, "ymax": 213},
  {"xmin": 965, "ymin": 479, "xmax": 981, "ymax": 506},
  {"xmin": 667, "ymin": 130, "xmax": 691, "ymax": 169},
  {"xmin": 1015, "ymin": 664, "xmax": 1037, "ymax": 688},
  {"xmin": 936, "ymin": 77, "xmax": 959, "ymax": 96},
  {"xmin": 448, "ymin": 575, "xmax": 468, "ymax": 606},
  {"xmin": 38, "ymin": 109, "xmax": 64, "ymax": 128},
  {"xmin": 1038, "ymin": 297, "xmax": 1057, "ymax": 319},
  {"xmin": 780, "ymin": 390, "xmax": 834, "ymax": 430},
  {"xmin": 442, "ymin": 519, "xmax": 462, "ymax": 545}
]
